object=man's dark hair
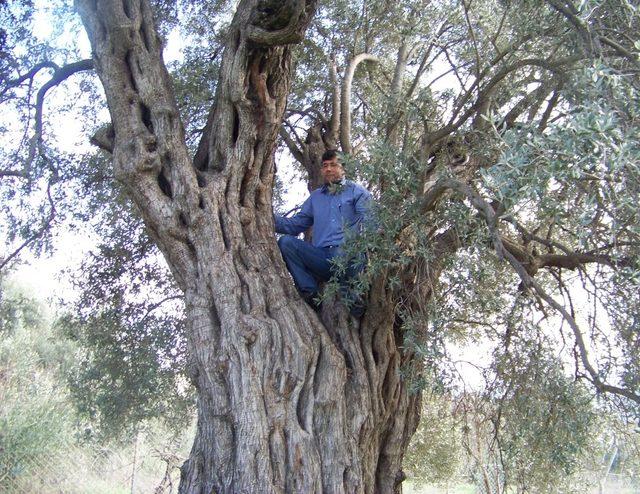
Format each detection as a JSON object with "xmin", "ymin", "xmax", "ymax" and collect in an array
[{"xmin": 321, "ymin": 149, "xmax": 340, "ymax": 162}]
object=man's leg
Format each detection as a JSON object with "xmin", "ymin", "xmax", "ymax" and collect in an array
[
  {"xmin": 277, "ymin": 235, "xmax": 333, "ymax": 301},
  {"xmin": 332, "ymin": 251, "xmax": 367, "ymax": 318}
]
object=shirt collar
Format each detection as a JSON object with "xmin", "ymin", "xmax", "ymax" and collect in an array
[{"xmin": 321, "ymin": 177, "xmax": 347, "ymax": 194}]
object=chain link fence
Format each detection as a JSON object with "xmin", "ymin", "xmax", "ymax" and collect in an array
[
  {"xmin": 2, "ymin": 433, "xmax": 639, "ymax": 493},
  {"xmin": 1, "ymin": 428, "xmax": 190, "ymax": 494}
]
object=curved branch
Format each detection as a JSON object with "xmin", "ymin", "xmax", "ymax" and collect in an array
[
  {"xmin": 340, "ymin": 53, "xmax": 379, "ymax": 154},
  {"xmin": 0, "ymin": 61, "xmax": 59, "ymax": 98},
  {"xmin": 140, "ymin": 295, "xmax": 183, "ymax": 324},
  {"xmin": 328, "ymin": 57, "xmax": 340, "ymax": 144},
  {"xmin": 285, "ymin": 107, "xmax": 327, "ymax": 125},
  {"xmin": 25, "ymin": 59, "xmax": 94, "ymax": 171}
]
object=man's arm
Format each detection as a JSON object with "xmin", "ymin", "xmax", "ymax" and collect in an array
[
  {"xmin": 353, "ymin": 186, "xmax": 373, "ymax": 231},
  {"xmin": 275, "ymin": 196, "xmax": 314, "ymax": 235}
]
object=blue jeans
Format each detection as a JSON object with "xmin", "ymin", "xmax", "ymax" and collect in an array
[{"xmin": 277, "ymin": 235, "xmax": 363, "ymax": 297}]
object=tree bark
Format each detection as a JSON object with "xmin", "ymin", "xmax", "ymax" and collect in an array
[{"xmin": 75, "ymin": 0, "xmax": 422, "ymax": 492}]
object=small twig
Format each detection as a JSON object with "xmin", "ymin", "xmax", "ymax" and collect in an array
[{"xmin": 0, "ymin": 179, "xmax": 57, "ymax": 272}]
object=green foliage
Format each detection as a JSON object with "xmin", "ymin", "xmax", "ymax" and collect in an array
[
  {"xmin": 0, "ymin": 280, "xmax": 77, "ymax": 486},
  {"xmin": 479, "ymin": 65, "xmax": 640, "ymax": 413},
  {"xmin": 60, "ymin": 189, "xmax": 193, "ymax": 440},
  {"xmin": 490, "ymin": 332, "xmax": 599, "ymax": 493},
  {"xmin": 405, "ymin": 391, "xmax": 464, "ymax": 486}
]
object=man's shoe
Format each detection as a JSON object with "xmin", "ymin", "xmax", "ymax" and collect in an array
[
  {"xmin": 349, "ymin": 298, "xmax": 365, "ymax": 318},
  {"xmin": 301, "ymin": 291, "xmax": 321, "ymax": 312},
  {"xmin": 349, "ymin": 304, "xmax": 365, "ymax": 318}
]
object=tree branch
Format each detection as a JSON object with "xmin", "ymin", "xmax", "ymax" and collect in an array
[
  {"xmin": 279, "ymin": 126, "xmax": 304, "ymax": 164},
  {"xmin": 598, "ymin": 35, "xmax": 640, "ymax": 67},
  {"xmin": 500, "ymin": 79, "xmax": 556, "ymax": 130},
  {"xmin": 328, "ymin": 57, "xmax": 340, "ymax": 144},
  {"xmin": 545, "ymin": 0, "xmax": 601, "ymax": 56},
  {"xmin": 537, "ymin": 88, "xmax": 561, "ymax": 131},
  {"xmin": 440, "ymin": 177, "xmax": 640, "ymax": 405},
  {"xmin": 0, "ymin": 61, "xmax": 59, "ymax": 98},
  {"xmin": 405, "ymin": 23, "xmax": 452, "ymax": 101},
  {"xmin": 0, "ymin": 169, "xmax": 26, "ymax": 179},
  {"xmin": 430, "ymin": 55, "xmax": 582, "ymax": 145},
  {"xmin": 340, "ymin": 53, "xmax": 379, "ymax": 154},
  {"xmin": 0, "ymin": 179, "xmax": 56, "ymax": 272},
  {"xmin": 24, "ymin": 59, "xmax": 94, "ymax": 171},
  {"xmin": 91, "ymin": 124, "xmax": 115, "ymax": 154},
  {"xmin": 462, "ymin": 0, "xmax": 481, "ymax": 81}
]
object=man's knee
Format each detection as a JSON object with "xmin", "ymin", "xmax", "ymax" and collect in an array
[{"xmin": 277, "ymin": 235, "xmax": 297, "ymax": 255}]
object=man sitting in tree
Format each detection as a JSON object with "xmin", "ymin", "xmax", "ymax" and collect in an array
[{"xmin": 275, "ymin": 150, "xmax": 372, "ymax": 317}]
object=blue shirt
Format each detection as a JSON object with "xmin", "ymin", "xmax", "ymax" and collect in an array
[{"xmin": 275, "ymin": 179, "xmax": 372, "ymax": 248}]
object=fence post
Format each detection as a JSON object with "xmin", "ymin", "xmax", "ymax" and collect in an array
[{"xmin": 130, "ymin": 429, "xmax": 140, "ymax": 494}]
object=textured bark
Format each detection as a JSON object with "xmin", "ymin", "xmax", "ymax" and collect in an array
[{"xmin": 75, "ymin": 0, "xmax": 422, "ymax": 492}]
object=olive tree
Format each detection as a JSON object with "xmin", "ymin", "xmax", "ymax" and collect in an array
[{"xmin": 1, "ymin": 0, "xmax": 639, "ymax": 493}]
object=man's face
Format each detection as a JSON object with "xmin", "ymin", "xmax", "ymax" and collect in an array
[{"xmin": 321, "ymin": 157, "xmax": 345, "ymax": 183}]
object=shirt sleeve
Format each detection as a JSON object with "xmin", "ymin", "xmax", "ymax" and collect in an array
[
  {"xmin": 353, "ymin": 186, "xmax": 373, "ymax": 231},
  {"xmin": 274, "ymin": 195, "xmax": 314, "ymax": 235}
]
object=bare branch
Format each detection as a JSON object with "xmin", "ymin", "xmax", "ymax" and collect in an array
[
  {"xmin": 328, "ymin": 57, "xmax": 340, "ymax": 144},
  {"xmin": 140, "ymin": 295, "xmax": 183, "ymax": 324},
  {"xmin": 0, "ymin": 169, "xmax": 26, "ymax": 179},
  {"xmin": 598, "ymin": 35, "xmax": 640, "ymax": 67},
  {"xmin": 282, "ymin": 120, "xmax": 305, "ymax": 150},
  {"xmin": 500, "ymin": 79, "xmax": 556, "ymax": 130},
  {"xmin": 285, "ymin": 107, "xmax": 328, "ymax": 125},
  {"xmin": 0, "ymin": 61, "xmax": 59, "ymax": 99},
  {"xmin": 405, "ymin": 23, "xmax": 452, "ymax": 100},
  {"xmin": 24, "ymin": 59, "xmax": 94, "ymax": 171},
  {"xmin": 340, "ymin": 53, "xmax": 379, "ymax": 154},
  {"xmin": 430, "ymin": 55, "xmax": 582, "ymax": 145},
  {"xmin": 535, "ymin": 88, "xmax": 560, "ymax": 131},
  {"xmin": 462, "ymin": 0, "xmax": 481, "ymax": 81},
  {"xmin": 385, "ymin": 41, "xmax": 410, "ymax": 145},
  {"xmin": 279, "ymin": 126, "xmax": 304, "ymax": 164},
  {"xmin": 545, "ymin": 0, "xmax": 601, "ymax": 56}
]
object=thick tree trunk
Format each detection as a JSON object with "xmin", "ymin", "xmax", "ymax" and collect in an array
[{"xmin": 75, "ymin": 0, "xmax": 421, "ymax": 492}]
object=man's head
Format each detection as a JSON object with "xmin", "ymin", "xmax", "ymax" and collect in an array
[{"xmin": 321, "ymin": 149, "xmax": 345, "ymax": 184}]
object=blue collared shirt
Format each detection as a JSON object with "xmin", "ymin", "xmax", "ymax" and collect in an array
[{"xmin": 275, "ymin": 179, "xmax": 372, "ymax": 248}]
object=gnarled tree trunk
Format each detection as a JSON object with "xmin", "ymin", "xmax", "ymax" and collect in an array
[{"xmin": 75, "ymin": 0, "xmax": 426, "ymax": 492}]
